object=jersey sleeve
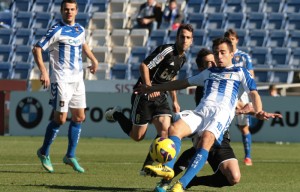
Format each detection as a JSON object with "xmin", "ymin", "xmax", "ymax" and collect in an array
[
  {"xmin": 244, "ymin": 53, "xmax": 254, "ymax": 70},
  {"xmin": 240, "ymin": 67, "xmax": 257, "ymax": 93},
  {"xmin": 187, "ymin": 70, "xmax": 206, "ymax": 86},
  {"xmin": 36, "ymin": 24, "xmax": 61, "ymax": 51}
]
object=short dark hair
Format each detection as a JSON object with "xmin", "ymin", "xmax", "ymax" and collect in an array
[
  {"xmin": 224, "ymin": 28, "xmax": 239, "ymax": 39},
  {"xmin": 176, "ymin": 23, "xmax": 194, "ymax": 37},
  {"xmin": 212, "ymin": 37, "xmax": 234, "ymax": 53},
  {"xmin": 61, "ymin": 0, "xmax": 78, "ymax": 11},
  {"xmin": 195, "ymin": 48, "xmax": 213, "ymax": 69}
]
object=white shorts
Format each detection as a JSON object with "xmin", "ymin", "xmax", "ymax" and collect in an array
[
  {"xmin": 174, "ymin": 106, "xmax": 232, "ymax": 145},
  {"xmin": 50, "ymin": 81, "xmax": 86, "ymax": 112},
  {"xmin": 237, "ymin": 92, "xmax": 250, "ymax": 126}
]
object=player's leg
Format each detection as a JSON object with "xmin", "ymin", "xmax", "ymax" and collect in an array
[
  {"xmin": 219, "ymin": 159, "xmax": 240, "ymax": 185},
  {"xmin": 238, "ymin": 115, "xmax": 252, "ymax": 166}
]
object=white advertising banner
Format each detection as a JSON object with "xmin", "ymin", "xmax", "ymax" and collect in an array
[{"xmin": 9, "ymin": 91, "xmax": 300, "ymax": 142}]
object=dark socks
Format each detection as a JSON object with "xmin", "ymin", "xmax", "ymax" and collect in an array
[
  {"xmin": 174, "ymin": 147, "xmax": 196, "ymax": 177},
  {"xmin": 113, "ymin": 111, "xmax": 133, "ymax": 136},
  {"xmin": 141, "ymin": 135, "xmax": 160, "ymax": 170},
  {"xmin": 187, "ymin": 170, "xmax": 231, "ymax": 188}
]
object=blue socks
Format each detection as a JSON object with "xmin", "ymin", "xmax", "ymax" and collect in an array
[
  {"xmin": 41, "ymin": 121, "xmax": 60, "ymax": 156},
  {"xmin": 179, "ymin": 148, "xmax": 209, "ymax": 189},
  {"xmin": 165, "ymin": 136, "xmax": 182, "ymax": 169},
  {"xmin": 66, "ymin": 121, "xmax": 82, "ymax": 158},
  {"xmin": 242, "ymin": 133, "xmax": 252, "ymax": 158}
]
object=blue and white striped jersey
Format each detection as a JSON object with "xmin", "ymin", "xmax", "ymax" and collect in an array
[
  {"xmin": 232, "ymin": 49, "xmax": 253, "ymax": 70},
  {"xmin": 188, "ymin": 66, "xmax": 257, "ymax": 116},
  {"xmin": 36, "ymin": 21, "xmax": 86, "ymax": 82}
]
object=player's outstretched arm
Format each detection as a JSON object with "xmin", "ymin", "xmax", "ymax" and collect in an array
[{"xmin": 135, "ymin": 79, "xmax": 190, "ymax": 94}]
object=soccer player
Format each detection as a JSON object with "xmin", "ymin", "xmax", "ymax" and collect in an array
[
  {"xmin": 136, "ymin": 37, "xmax": 282, "ymax": 191},
  {"xmin": 32, "ymin": 0, "xmax": 99, "ymax": 173},
  {"xmin": 224, "ymin": 28, "xmax": 255, "ymax": 166},
  {"xmin": 105, "ymin": 24, "xmax": 193, "ymax": 173}
]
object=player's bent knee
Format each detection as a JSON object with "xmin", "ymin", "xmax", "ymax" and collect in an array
[{"xmin": 229, "ymin": 172, "xmax": 241, "ymax": 185}]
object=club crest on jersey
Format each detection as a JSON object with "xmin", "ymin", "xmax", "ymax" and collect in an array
[
  {"xmin": 59, "ymin": 101, "xmax": 65, "ymax": 107},
  {"xmin": 234, "ymin": 56, "xmax": 240, "ymax": 62},
  {"xmin": 153, "ymin": 53, "xmax": 164, "ymax": 64},
  {"xmin": 75, "ymin": 26, "xmax": 79, "ymax": 32}
]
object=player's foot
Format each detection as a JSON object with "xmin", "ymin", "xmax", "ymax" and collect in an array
[
  {"xmin": 63, "ymin": 156, "xmax": 85, "ymax": 173},
  {"xmin": 170, "ymin": 181, "xmax": 184, "ymax": 192},
  {"xmin": 37, "ymin": 148, "xmax": 54, "ymax": 173},
  {"xmin": 105, "ymin": 106, "xmax": 122, "ymax": 122},
  {"xmin": 144, "ymin": 164, "xmax": 174, "ymax": 180},
  {"xmin": 153, "ymin": 179, "xmax": 171, "ymax": 192},
  {"xmin": 244, "ymin": 157, "xmax": 253, "ymax": 166}
]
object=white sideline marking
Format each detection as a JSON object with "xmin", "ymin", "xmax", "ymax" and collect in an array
[{"xmin": 0, "ymin": 162, "xmax": 140, "ymax": 166}]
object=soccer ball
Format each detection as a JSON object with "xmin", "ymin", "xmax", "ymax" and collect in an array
[{"xmin": 149, "ymin": 137, "xmax": 176, "ymax": 164}]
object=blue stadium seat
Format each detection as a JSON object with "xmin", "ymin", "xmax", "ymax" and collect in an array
[
  {"xmin": 50, "ymin": 0, "xmax": 62, "ymax": 13},
  {"xmin": 283, "ymin": 0, "xmax": 300, "ymax": 13},
  {"xmin": 110, "ymin": 63, "xmax": 128, "ymax": 80},
  {"xmin": 245, "ymin": 12, "xmax": 266, "ymax": 30},
  {"xmin": 285, "ymin": 13, "xmax": 300, "ymax": 31},
  {"xmin": 265, "ymin": 12, "xmax": 286, "ymax": 30},
  {"xmin": 286, "ymin": 30, "xmax": 300, "ymax": 48},
  {"xmin": 12, "ymin": 45, "xmax": 32, "ymax": 63},
  {"xmin": 203, "ymin": 0, "xmax": 224, "ymax": 13},
  {"xmin": 262, "ymin": 0, "xmax": 285, "ymax": 13},
  {"xmin": 94, "ymin": 62, "xmax": 110, "ymax": 80},
  {"xmin": 193, "ymin": 29, "xmax": 207, "ymax": 47},
  {"xmin": 11, "ymin": 0, "xmax": 33, "ymax": 12},
  {"xmin": 269, "ymin": 47, "xmax": 291, "ymax": 66},
  {"xmin": 32, "ymin": 12, "xmax": 52, "ymax": 29},
  {"xmin": 186, "ymin": 0, "xmax": 205, "ymax": 14},
  {"xmin": 289, "ymin": 48, "xmax": 300, "ymax": 67},
  {"xmin": 244, "ymin": 0, "xmax": 264, "ymax": 13},
  {"xmin": 90, "ymin": 0, "xmax": 109, "ymax": 12},
  {"xmin": 271, "ymin": 65, "xmax": 294, "ymax": 84},
  {"xmin": 166, "ymin": 30, "xmax": 177, "ymax": 44},
  {"xmin": 32, "ymin": 28, "xmax": 48, "ymax": 45},
  {"xmin": 266, "ymin": 30, "xmax": 288, "ymax": 47},
  {"xmin": 11, "ymin": 62, "xmax": 33, "ymax": 80},
  {"xmin": 223, "ymin": 0, "xmax": 245, "ymax": 13},
  {"xmin": 130, "ymin": 63, "xmax": 140, "ymax": 80},
  {"xmin": 186, "ymin": 13, "xmax": 206, "ymax": 29},
  {"xmin": 89, "ymin": 12, "xmax": 110, "ymax": 30},
  {"xmin": 147, "ymin": 30, "xmax": 168, "ymax": 49},
  {"xmin": 109, "ymin": 0, "xmax": 129, "ymax": 13},
  {"xmin": 205, "ymin": 29, "xmax": 225, "ymax": 47},
  {"xmin": 77, "ymin": 0, "xmax": 91, "ymax": 12},
  {"xmin": 0, "ymin": 28, "xmax": 13, "ymax": 45},
  {"xmin": 0, "ymin": 62, "xmax": 12, "ymax": 79},
  {"xmin": 129, "ymin": 28, "xmax": 149, "ymax": 47},
  {"xmin": 254, "ymin": 65, "xmax": 272, "ymax": 83},
  {"xmin": 0, "ymin": 12, "xmax": 13, "ymax": 28},
  {"xmin": 205, "ymin": 13, "xmax": 226, "ymax": 30},
  {"xmin": 110, "ymin": 12, "xmax": 128, "ymax": 29},
  {"xmin": 224, "ymin": 12, "xmax": 246, "ymax": 29},
  {"xmin": 127, "ymin": 46, "xmax": 149, "ymax": 65},
  {"xmin": 247, "ymin": 29, "xmax": 268, "ymax": 47},
  {"xmin": 235, "ymin": 29, "xmax": 248, "ymax": 47},
  {"xmin": 110, "ymin": 29, "xmax": 130, "ymax": 47},
  {"xmin": 250, "ymin": 46, "xmax": 270, "ymax": 65},
  {"xmin": 31, "ymin": 0, "xmax": 53, "ymax": 12},
  {"xmin": 14, "ymin": 11, "xmax": 34, "ymax": 28},
  {"xmin": 111, "ymin": 46, "xmax": 131, "ymax": 64},
  {"xmin": 76, "ymin": 12, "xmax": 90, "ymax": 28},
  {"xmin": 12, "ymin": 28, "xmax": 33, "ymax": 45},
  {"xmin": 0, "ymin": 45, "xmax": 13, "ymax": 62}
]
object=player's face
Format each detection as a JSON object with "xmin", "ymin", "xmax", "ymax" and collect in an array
[
  {"xmin": 203, "ymin": 54, "xmax": 216, "ymax": 68},
  {"xmin": 176, "ymin": 29, "xmax": 193, "ymax": 52},
  {"xmin": 228, "ymin": 35, "xmax": 238, "ymax": 51},
  {"xmin": 61, "ymin": 2, "xmax": 78, "ymax": 25},
  {"xmin": 213, "ymin": 43, "xmax": 234, "ymax": 68}
]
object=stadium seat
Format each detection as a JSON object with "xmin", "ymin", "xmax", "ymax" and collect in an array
[
  {"xmin": 31, "ymin": 0, "xmax": 53, "ymax": 12},
  {"xmin": 90, "ymin": 0, "xmax": 109, "ymax": 13},
  {"xmin": 245, "ymin": 12, "xmax": 266, "ymax": 30},
  {"xmin": 186, "ymin": 13, "xmax": 206, "ymax": 30},
  {"xmin": 127, "ymin": 46, "xmax": 149, "ymax": 65},
  {"xmin": 31, "ymin": 12, "xmax": 53, "ymax": 30},
  {"xmin": 224, "ymin": 12, "xmax": 246, "ymax": 29},
  {"xmin": 244, "ymin": 0, "xmax": 264, "ymax": 13},
  {"xmin": 147, "ymin": 29, "xmax": 168, "ymax": 49},
  {"xmin": 14, "ymin": 11, "xmax": 34, "ymax": 28},
  {"xmin": 223, "ymin": 0, "xmax": 245, "ymax": 13},
  {"xmin": 11, "ymin": 0, "xmax": 33, "ymax": 12},
  {"xmin": 12, "ymin": 28, "xmax": 33, "ymax": 46},
  {"xmin": 289, "ymin": 48, "xmax": 300, "ymax": 67},
  {"xmin": 271, "ymin": 65, "xmax": 294, "ymax": 84},
  {"xmin": 130, "ymin": 63, "xmax": 140, "ymax": 80},
  {"xmin": 166, "ymin": 30, "xmax": 177, "ymax": 44},
  {"xmin": 110, "ymin": 29, "xmax": 130, "ymax": 47},
  {"xmin": 265, "ymin": 12, "xmax": 286, "ymax": 30},
  {"xmin": 0, "ymin": 62, "xmax": 12, "ymax": 79},
  {"xmin": 193, "ymin": 29, "xmax": 207, "ymax": 47},
  {"xmin": 88, "ymin": 29, "xmax": 110, "ymax": 47},
  {"xmin": 111, "ymin": 46, "xmax": 131, "ymax": 65},
  {"xmin": 0, "ymin": 45, "xmax": 13, "ymax": 62},
  {"xmin": 110, "ymin": 12, "xmax": 128, "ymax": 29},
  {"xmin": 234, "ymin": 29, "xmax": 248, "ymax": 47},
  {"xmin": 286, "ymin": 30, "xmax": 300, "ymax": 48},
  {"xmin": 32, "ymin": 28, "xmax": 48, "ymax": 45},
  {"xmin": 203, "ymin": 0, "xmax": 224, "ymax": 13},
  {"xmin": 109, "ymin": 0, "xmax": 129, "ymax": 13},
  {"xmin": 12, "ymin": 45, "xmax": 32, "ymax": 63},
  {"xmin": 269, "ymin": 47, "xmax": 291, "ymax": 66},
  {"xmin": 50, "ymin": 0, "xmax": 62, "ymax": 13},
  {"xmin": 92, "ymin": 46, "xmax": 111, "ymax": 63},
  {"xmin": 283, "ymin": 0, "xmax": 300, "ymax": 13},
  {"xmin": 266, "ymin": 30, "xmax": 288, "ymax": 47},
  {"xmin": 77, "ymin": 0, "xmax": 91, "ymax": 12},
  {"xmin": 129, "ymin": 28, "xmax": 149, "ymax": 47},
  {"xmin": 11, "ymin": 61, "xmax": 33, "ymax": 80},
  {"xmin": 89, "ymin": 12, "xmax": 110, "ymax": 30},
  {"xmin": 250, "ymin": 46, "xmax": 270, "ymax": 65},
  {"xmin": 205, "ymin": 13, "xmax": 226, "ymax": 30},
  {"xmin": 247, "ymin": 29, "xmax": 268, "ymax": 47},
  {"xmin": 76, "ymin": 12, "xmax": 90, "ymax": 28},
  {"xmin": 205, "ymin": 29, "xmax": 225, "ymax": 47},
  {"xmin": 262, "ymin": 0, "xmax": 285, "ymax": 13},
  {"xmin": 93, "ymin": 62, "xmax": 110, "ymax": 80},
  {"xmin": 0, "ymin": 28, "xmax": 13, "ymax": 45},
  {"xmin": 253, "ymin": 65, "xmax": 272, "ymax": 83},
  {"xmin": 186, "ymin": 0, "xmax": 205, "ymax": 14},
  {"xmin": 0, "ymin": 12, "xmax": 13, "ymax": 28},
  {"xmin": 285, "ymin": 13, "xmax": 300, "ymax": 31},
  {"xmin": 110, "ymin": 63, "xmax": 129, "ymax": 80}
]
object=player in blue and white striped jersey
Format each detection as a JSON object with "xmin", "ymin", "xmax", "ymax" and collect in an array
[
  {"xmin": 32, "ymin": 0, "xmax": 98, "ymax": 174},
  {"xmin": 137, "ymin": 37, "xmax": 282, "ymax": 192},
  {"xmin": 225, "ymin": 28, "xmax": 255, "ymax": 166}
]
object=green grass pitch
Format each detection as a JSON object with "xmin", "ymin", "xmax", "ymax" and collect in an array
[{"xmin": 0, "ymin": 136, "xmax": 299, "ymax": 192}]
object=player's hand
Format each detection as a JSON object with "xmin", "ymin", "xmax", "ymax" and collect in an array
[
  {"xmin": 134, "ymin": 83, "xmax": 152, "ymax": 94},
  {"xmin": 40, "ymin": 73, "xmax": 50, "ymax": 89},
  {"xmin": 148, "ymin": 92, "xmax": 161, "ymax": 100},
  {"xmin": 236, "ymin": 103, "xmax": 255, "ymax": 115},
  {"xmin": 89, "ymin": 60, "xmax": 99, "ymax": 74},
  {"xmin": 255, "ymin": 111, "xmax": 282, "ymax": 120}
]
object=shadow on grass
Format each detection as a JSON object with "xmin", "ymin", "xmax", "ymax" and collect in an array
[{"xmin": 25, "ymin": 184, "xmax": 150, "ymax": 192}]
